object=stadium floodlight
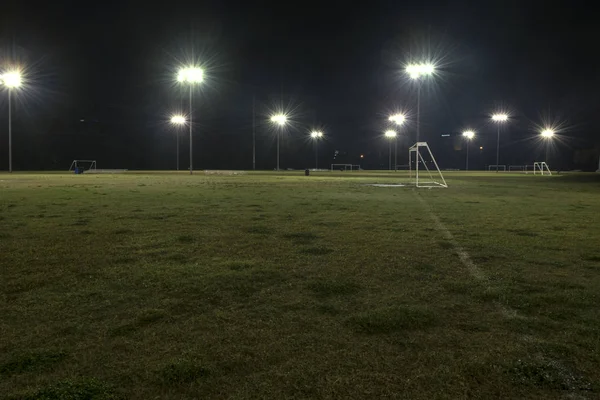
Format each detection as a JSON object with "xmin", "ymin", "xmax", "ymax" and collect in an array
[
  {"xmin": 462, "ymin": 130, "xmax": 475, "ymax": 171},
  {"xmin": 491, "ymin": 113, "xmax": 509, "ymax": 173},
  {"xmin": 388, "ymin": 113, "xmax": 406, "ymax": 125},
  {"xmin": 170, "ymin": 115, "xmax": 187, "ymax": 170},
  {"xmin": 541, "ymin": 128, "xmax": 555, "ymax": 162},
  {"xmin": 270, "ymin": 114, "xmax": 288, "ymax": 171},
  {"xmin": 170, "ymin": 115, "xmax": 186, "ymax": 125},
  {"xmin": 405, "ymin": 63, "xmax": 435, "ymax": 172},
  {"xmin": 177, "ymin": 66, "xmax": 204, "ymax": 175},
  {"xmin": 0, "ymin": 70, "xmax": 23, "ymax": 173},
  {"xmin": 384, "ymin": 130, "xmax": 397, "ymax": 171},
  {"xmin": 310, "ymin": 130, "xmax": 324, "ymax": 169}
]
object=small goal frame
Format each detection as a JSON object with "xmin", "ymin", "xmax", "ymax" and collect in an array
[
  {"xmin": 533, "ymin": 162, "xmax": 552, "ymax": 176},
  {"xmin": 409, "ymin": 142, "xmax": 448, "ymax": 188},
  {"xmin": 331, "ymin": 163, "xmax": 353, "ymax": 171},
  {"xmin": 69, "ymin": 160, "xmax": 96, "ymax": 173}
]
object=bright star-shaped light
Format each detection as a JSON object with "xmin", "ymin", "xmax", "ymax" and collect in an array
[
  {"xmin": 384, "ymin": 130, "xmax": 397, "ymax": 138},
  {"xmin": 310, "ymin": 131, "xmax": 323, "ymax": 138},
  {"xmin": 462, "ymin": 130, "xmax": 475, "ymax": 139},
  {"xmin": 541, "ymin": 129, "xmax": 555, "ymax": 138},
  {"xmin": 171, "ymin": 115, "xmax": 186, "ymax": 124},
  {"xmin": 388, "ymin": 114, "xmax": 406, "ymax": 125},
  {"xmin": 177, "ymin": 67, "xmax": 203, "ymax": 83},
  {"xmin": 492, "ymin": 113, "xmax": 509, "ymax": 122},
  {"xmin": 270, "ymin": 114, "xmax": 287, "ymax": 126},
  {"xmin": 406, "ymin": 63, "xmax": 435, "ymax": 79},
  {"xmin": 1, "ymin": 71, "xmax": 22, "ymax": 88}
]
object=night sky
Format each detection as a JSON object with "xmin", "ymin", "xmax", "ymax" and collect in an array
[{"xmin": 1, "ymin": 1, "xmax": 599, "ymax": 171}]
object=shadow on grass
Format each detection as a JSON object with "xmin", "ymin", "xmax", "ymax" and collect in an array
[{"xmin": 0, "ymin": 351, "xmax": 67, "ymax": 377}]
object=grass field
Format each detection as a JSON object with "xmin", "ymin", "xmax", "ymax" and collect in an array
[{"xmin": 1, "ymin": 171, "xmax": 599, "ymax": 399}]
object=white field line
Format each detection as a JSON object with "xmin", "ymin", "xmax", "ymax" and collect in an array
[
  {"xmin": 414, "ymin": 193, "xmax": 518, "ymax": 319},
  {"xmin": 415, "ymin": 192, "xmax": 590, "ymax": 396}
]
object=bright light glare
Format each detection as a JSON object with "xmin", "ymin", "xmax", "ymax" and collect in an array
[
  {"xmin": 384, "ymin": 130, "xmax": 397, "ymax": 138},
  {"xmin": 406, "ymin": 63, "xmax": 435, "ymax": 79},
  {"xmin": 310, "ymin": 131, "xmax": 323, "ymax": 138},
  {"xmin": 492, "ymin": 114, "xmax": 508, "ymax": 122},
  {"xmin": 1, "ymin": 71, "xmax": 22, "ymax": 88},
  {"xmin": 171, "ymin": 115, "xmax": 186, "ymax": 125},
  {"xmin": 270, "ymin": 114, "xmax": 287, "ymax": 126},
  {"xmin": 177, "ymin": 67, "xmax": 203, "ymax": 83},
  {"xmin": 462, "ymin": 130, "xmax": 475, "ymax": 139},
  {"xmin": 541, "ymin": 129, "xmax": 555, "ymax": 138},
  {"xmin": 388, "ymin": 114, "xmax": 406, "ymax": 125}
]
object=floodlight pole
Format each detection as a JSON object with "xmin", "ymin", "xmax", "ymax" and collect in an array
[
  {"xmin": 495, "ymin": 124, "xmax": 500, "ymax": 173},
  {"xmin": 545, "ymin": 141, "xmax": 549, "ymax": 163},
  {"xmin": 252, "ymin": 95, "xmax": 256, "ymax": 170},
  {"xmin": 466, "ymin": 139, "xmax": 469, "ymax": 171},
  {"xmin": 189, "ymin": 86, "xmax": 193, "ymax": 175},
  {"xmin": 394, "ymin": 137, "xmax": 397, "ymax": 172},
  {"xmin": 176, "ymin": 131, "xmax": 179, "ymax": 171},
  {"xmin": 277, "ymin": 131, "xmax": 280, "ymax": 171},
  {"xmin": 388, "ymin": 140, "xmax": 392, "ymax": 170},
  {"xmin": 315, "ymin": 139, "xmax": 318, "ymax": 170},
  {"xmin": 8, "ymin": 90, "xmax": 12, "ymax": 173}
]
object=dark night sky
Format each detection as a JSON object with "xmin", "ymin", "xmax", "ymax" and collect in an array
[{"xmin": 1, "ymin": 1, "xmax": 599, "ymax": 170}]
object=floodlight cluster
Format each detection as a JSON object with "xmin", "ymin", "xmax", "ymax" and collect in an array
[
  {"xmin": 270, "ymin": 114, "xmax": 287, "ymax": 126},
  {"xmin": 388, "ymin": 113, "xmax": 406, "ymax": 125},
  {"xmin": 384, "ymin": 130, "xmax": 397, "ymax": 138},
  {"xmin": 0, "ymin": 71, "xmax": 22, "ymax": 88},
  {"xmin": 170, "ymin": 115, "xmax": 186, "ymax": 124},
  {"xmin": 541, "ymin": 129, "xmax": 555, "ymax": 138},
  {"xmin": 462, "ymin": 130, "xmax": 475, "ymax": 139},
  {"xmin": 491, "ymin": 113, "xmax": 508, "ymax": 122},
  {"xmin": 177, "ymin": 67, "xmax": 203, "ymax": 83},
  {"xmin": 406, "ymin": 63, "xmax": 435, "ymax": 79},
  {"xmin": 310, "ymin": 131, "xmax": 323, "ymax": 138}
]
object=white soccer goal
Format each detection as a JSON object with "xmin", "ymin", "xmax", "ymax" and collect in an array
[
  {"xmin": 69, "ymin": 160, "xmax": 96, "ymax": 173},
  {"xmin": 409, "ymin": 142, "xmax": 448, "ymax": 188},
  {"xmin": 331, "ymin": 163, "xmax": 353, "ymax": 171},
  {"xmin": 488, "ymin": 165, "xmax": 506, "ymax": 171},
  {"xmin": 508, "ymin": 165, "xmax": 525, "ymax": 172},
  {"xmin": 533, "ymin": 162, "xmax": 552, "ymax": 175}
]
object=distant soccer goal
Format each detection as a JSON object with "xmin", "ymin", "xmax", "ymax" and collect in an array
[
  {"xmin": 331, "ymin": 164, "xmax": 353, "ymax": 172},
  {"xmin": 508, "ymin": 165, "xmax": 525, "ymax": 172},
  {"xmin": 69, "ymin": 160, "xmax": 96, "ymax": 174},
  {"xmin": 488, "ymin": 165, "xmax": 506, "ymax": 171},
  {"xmin": 351, "ymin": 165, "xmax": 362, "ymax": 171},
  {"xmin": 409, "ymin": 142, "xmax": 448, "ymax": 188},
  {"xmin": 533, "ymin": 162, "xmax": 552, "ymax": 176}
]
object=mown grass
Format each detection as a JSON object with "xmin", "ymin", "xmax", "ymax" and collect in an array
[{"xmin": 1, "ymin": 171, "xmax": 599, "ymax": 399}]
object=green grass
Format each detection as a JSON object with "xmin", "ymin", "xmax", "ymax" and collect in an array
[{"xmin": 1, "ymin": 170, "xmax": 599, "ymax": 399}]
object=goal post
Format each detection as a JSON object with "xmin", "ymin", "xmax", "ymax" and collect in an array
[
  {"xmin": 331, "ymin": 164, "xmax": 353, "ymax": 171},
  {"xmin": 69, "ymin": 160, "xmax": 96, "ymax": 173},
  {"xmin": 408, "ymin": 142, "xmax": 448, "ymax": 188},
  {"xmin": 533, "ymin": 162, "xmax": 552, "ymax": 176}
]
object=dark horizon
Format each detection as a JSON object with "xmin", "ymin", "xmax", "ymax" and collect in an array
[{"xmin": 1, "ymin": 1, "xmax": 599, "ymax": 171}]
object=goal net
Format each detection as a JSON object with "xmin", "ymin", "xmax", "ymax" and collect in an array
[
  {"xmin": 488, "ymin": 165, "xmax": 506, "ymax": 171},
  {"xmin": 331, "ymin": 164, "xmax": 353, "ymax": 171},
  {"xmin": 533, "ymin": 162, "xmax": 552, "ymax": 176},
  {"xmin": 409, "ymin": 142, "xmax": 448, "ymax": 188},
  {"xmin": 69, "ymin": 160, "xmax": 96, "ymax": 173}
]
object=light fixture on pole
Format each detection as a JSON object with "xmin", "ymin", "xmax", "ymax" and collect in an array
[
  {"xmin": 0, "ymin": 70, "xmax": 23, "ymax": 173},
  {"xmin": 491, "ymin": 113, "xmax": 508, "ymax": 173},
  {"xmin": 405, "ymin": 64, "xmax": 434, "ymax": 144},
  {"xmin": 541, "ymin": 128, "xmax": 555, "ymax": 163},
  {"xmin": 389, "ymin": 113, "xmax": 406, "ymax": 172},
  {"xmin": 177, "ymin": 66, "xmax": 203, "ymax": 175},
  {"xmin": 462, "ymin": 130, "xmax": 475, "ymax": 171},
  {"xmin": 270, "ymin": 114, "xmax": 287, "ymax": 171},
  {"xmin": 310, "ymin": 130, "xmax": 323, "ymax": 170},
  {"xmin": 170, "ymin": 115, "xmax": 187, "ymax": 171},
  {"xmin": 384, "ymin": 130, "xmax": 397, "ymax": 171}
]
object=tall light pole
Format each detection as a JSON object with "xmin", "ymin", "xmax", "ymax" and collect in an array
[
  {"xmin": 310, "ymin": 130, "xmax": 323, "ymax": 170},
  {"xmin": 384, "ymin": 130, "xmax": 397, "ymax": 171},
  {"xmin": 491, "ymin": 113, "xmax": 508, "ymax": 172},
  {"xmin": 177, "ymin": 67, "xmax": 203, "ymax": 174},
  {"xmin": 462, "ymin": 130, "xmax": 475, "ymax": 171},
  {"xmin": 541, "ymin": 129, "xmax": 555, "ymax": 163},
  {"xmin": 1, "ymin": 71, "xmax": 22, "ymax": 173},
  {"xmin": 406, "ymin": 64, "xmax": 434, "ymax": 144},
  {"xmin": 389, "ymin": 113, "xmax": 406, "ymax": 171},
  {"xmin": 170, "ymin": 115, "xmax": 186, "ymax": 170},
  {"xmin": 270, "ymin": 114, "xmax": 287, "ymax": 171}
]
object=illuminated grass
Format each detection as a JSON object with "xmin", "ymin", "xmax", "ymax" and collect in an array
[{"xmin": 1, "ymin": 171, "xmax": 599, "ymax": 398}]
